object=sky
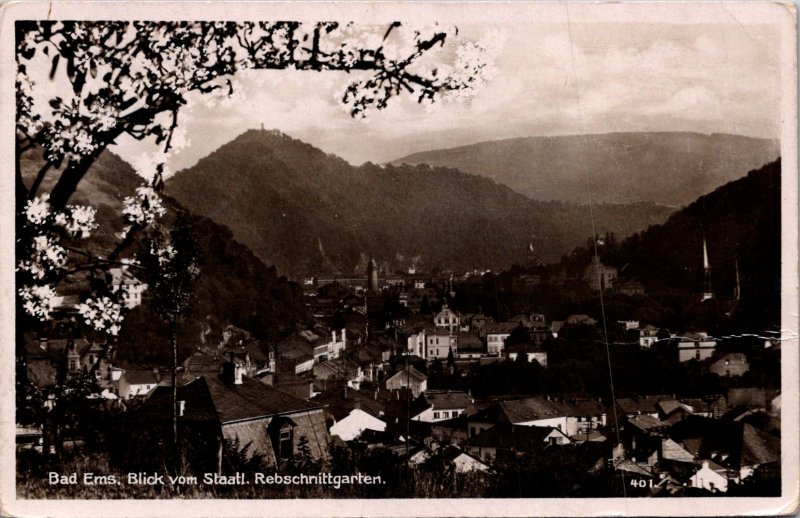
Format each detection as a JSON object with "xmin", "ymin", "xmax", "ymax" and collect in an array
[{"xmin": 111, "ymin": 17, "xmax": 783, "ymax": 172}]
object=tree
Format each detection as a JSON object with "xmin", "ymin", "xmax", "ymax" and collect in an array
[
  {"xmin": 137, "ymin": 213, "xmax": 200, "ymax": 464},
  {"xmin": 15, "ymin": 21, "xmax": 491, "ymax": 397},
  {"xmin": 15, "ymin": 21, "xmax": 492, "ymax": 481},
  {"xmin": 16, "ymin": 20, "xmax": 491, "ymax": 325}
]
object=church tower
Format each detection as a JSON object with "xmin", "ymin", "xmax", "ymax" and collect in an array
[
  {"xmin": 367, "ymin": 257, "xmax": 379, "ymax": 292},
  {"xmin": 701, "ymin": 237, "xmax": 713, "ymax": 301}
]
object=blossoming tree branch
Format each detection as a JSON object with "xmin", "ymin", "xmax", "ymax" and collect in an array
[{"xmin": 15, "ymin": 20, "xmax": 492, "ymax": 343}]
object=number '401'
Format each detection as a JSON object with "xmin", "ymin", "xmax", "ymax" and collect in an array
[{"xmin": 630, "ymin": 479, "xmax": 653, "ymax": 488}]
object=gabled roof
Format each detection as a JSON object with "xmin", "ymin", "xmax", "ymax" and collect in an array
[
  {"xmin": 627, "ymin": 414, "xmax": 668, "ymax": 433},
  {"xmin": 277, "ymin": 332, "xmax": 317, "ymax": 359},
  {"xmin": 499, "ymin": 398, "xmax": 569, "ymax": 422},
  {"xmin": 616, "ymin": 395, "xmax": 671, "ymax": 415},
  {"xmin": 467, "ymin": 423, "xmax": 568, "ymax": 451},
  {"xmin": 563, "ymin": 399, "xmax": 607, "ymax": 417},
  {"xmin": 657, "ymin": 399, "xmax": 692, "ymax": 417},
  {"xmin": 486, "ymin": 322, "xmax": 519, "ymax": 334},
  {"xmin": 183, "ymin": 351, "xmax": 226, "ymax": 373},
  {"xmin": 740, "ymin": 423, "xmax": 781, "ymax": 466},
  {"xmin": 425, "ymin": 390, "xmax": 472, "ymax": 410},
  {"xmin": 315, "ymin": 387, "xmax": 386, "ymax": 419},
  {"xmin": 315, "ymin": 358, "xmax": 360, "ymax": 377},
  {"xmin": 667, "ymin": 415, "xmax": 780, "ymax": 470},
  {"xmin": 387, "ymin": 365, "xmax": 427, "ymax": 384},
  {"xmin": 661, "ymin": 437, "xmax": 697, "ymax": 463},
  {"xmin": 139, "ymin": 377, "xmax": 220, "ymax": 424},
  {"xmin": 202, "ymin": 374, "xmax": 324, "ymax": 424},
  {"xmin": 468, "ymin": 403, "xmax": 511, "ymax": 425},
  {"xmin": 123, "ymin": 369, "xmax": 159, "ymax": 386}
]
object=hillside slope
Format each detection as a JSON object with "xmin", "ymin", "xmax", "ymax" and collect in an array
[
  {"xmin": 393, "ymin": 132, "xmax": 779, "ymax": 206},
  {"xmin": 166, "ymin": 129, "xmax": 675, "ymax": 277},
  {"xmin": 18, "ymin": 148, "xmax": 308, "ymax": 359}
]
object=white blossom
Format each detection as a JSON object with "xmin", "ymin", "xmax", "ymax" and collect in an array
[
  {"xmin": 122, "ymin": 186, "xmax": 166, "ymax": 225},
  {"xmin": 24, "ymin": 194, "xmax": 51, "ymax": 226},
  {"xmin": 19, "ymin": 284, "xmax": 61, "ymax": 321},
  {"xmin": 76, "ymin": 296, "xmax": 124, "ymax": 336},
  {"xmin": 18, "ymin": 234, "xmax": 68, "ymax": 279},
  {"xmin": 153, "ymin": 243, "xmax": 177, "ymax": 268},
  {"xmin": 54, "ymin": 204, "xmax": 97, "ymax": 238}
]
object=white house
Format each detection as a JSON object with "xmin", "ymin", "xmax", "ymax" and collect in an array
[
  {"xmin": 118, "ymin": 369, "xmax": 159, "ymax": 399},
  {"xmin": 639, "ymin": 325, "xmax": 660, "ymax": 348},
  {"xmin": 385, "ymin": 365, "xmax": 428, "ymax": 397},
  {"xmin": 449, "ymin": 451, "xmax": 490, "ymax": 473},
  {"xmin": 405, "ymin": 329, "xmax": 427, "ymax": 358},
  {"xmin": 485, "ymin": 322, "xmax": 518, "ymax": 356},
  {"xmin": 412, "ymin": 391, "xmax": 473, "ymax": 423},
  {"xmin": 425, "ymin": 330, "xmax": 456, "ymax": 360},
  {"xmin": 690, "ymin": 461, "xmax": 729, "ymax": 493},
  {"xmin": 434, "ymin": 304, "xmax": 461, "ymax": 332},
  {"xmin": 313, "ymin": 329, "xmax": 347, "ymax": 362},
  {"xmin": 506, "ymin": 348, "xmax": 548, "ymax": 366},
  {"xmin": 678, "ymin": 332, "xmax": 717, "ymax": 362},
  {"xmin": 329, "ymin": 408, "xmax": 387, "ymax": 441},
  {"xmin": 108, "ymin": 266, "xmax": 148, "ymax": 309}
]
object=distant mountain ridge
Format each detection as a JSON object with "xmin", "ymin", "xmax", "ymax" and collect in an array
[
  {"xmin": 166, "ymin": 129, "xmax": 675, "ymax": 277},
  {"xmin": 392, "ymin": 132, "xmax": 780, "ymax": 206}
]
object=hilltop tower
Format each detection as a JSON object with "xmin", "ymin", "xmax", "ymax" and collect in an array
[{"xmin": 367, "ymin": 257, "xmax": 379, "ymax": 292}]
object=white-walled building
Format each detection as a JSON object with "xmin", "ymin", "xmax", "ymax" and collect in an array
[
  {"xmin": 329, "ymin": 408, "xmax": 387, "ymax": 441},
  {"xmin": 434, "ymin": 304, "xmax": 461, "ymax": 332}
]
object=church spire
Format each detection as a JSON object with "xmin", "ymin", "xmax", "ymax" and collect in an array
[{"xmin": 701, "ymin": 237, "xmax": 713, "ymax": 301}]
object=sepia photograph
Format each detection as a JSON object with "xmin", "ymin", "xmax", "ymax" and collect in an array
[{"xmin": 1, "ymin": 1, "xmax": 797, "ymax": 516}]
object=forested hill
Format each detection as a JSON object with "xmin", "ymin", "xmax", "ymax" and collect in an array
[
  {"xmin": 393, "ymin": 132, "xmax": 779, "ymax": 206},
  {"xmin": 598, "ymin": 159, "xmax": 781, "ymax": 329},
  {"xmin": 166, "ymin": 129, "xmax": 674, "ymax": 277},
  {"xmin": 18, "ymin": 147, "xmax": 309, "ymax": 361}
]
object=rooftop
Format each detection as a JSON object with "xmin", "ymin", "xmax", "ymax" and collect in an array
[{"xmin": 201, "ymin": 374, "xmax": 324, "ymax": 424}]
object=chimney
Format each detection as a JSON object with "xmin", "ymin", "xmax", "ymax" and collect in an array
[
  {"xmin": 342, "ymin": 328, "xmax": 347, "ymax": 343},
  {"xmin": 39, "ymin": 337, "xmax": 48, "ymax": 351},
  {"xmin": 153, "ymin": 367, "xmax": 160, "ymax": 383},
  {"xmin": 333, "ymin": 330, "xmax": 337, "ymax": 343},
  {"xmin": 178, "ymin": 400, "xmax": 186, "ymax": 417}
]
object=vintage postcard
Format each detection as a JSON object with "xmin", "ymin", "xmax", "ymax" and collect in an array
[{"xmin": 0, "ymin": 1, "xmax": 797, "ymax": 516}]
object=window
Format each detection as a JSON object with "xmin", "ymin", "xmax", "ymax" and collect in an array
[
  {"xmin": 278, "ymin": 429, "xmax": 293, "ymax": 459},
  {"xmin": 696, "ymin": 350, "xmax": 701, "ymax": 359},
  {"xmin": 433, "ymin": 412, "xmax": 440, "ymax": 419},
  {"xmin": 442, "ymin": 411, "xmax": 449, "ymax": 419}
]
